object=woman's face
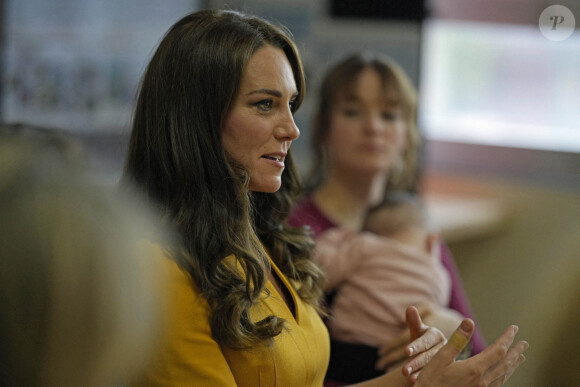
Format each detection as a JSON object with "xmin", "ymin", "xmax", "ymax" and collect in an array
[
  {"xmin": 222, "ymin": 44, "xmax": 300, "ymax": 193},
  {"xmin": 325, "ymin": 67, "xmax": 407, "ymax": 176}
]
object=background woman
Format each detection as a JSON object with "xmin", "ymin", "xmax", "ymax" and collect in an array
[{"xmin": 289, "ymin": 52, "xmax": 487, "ymax": 384}]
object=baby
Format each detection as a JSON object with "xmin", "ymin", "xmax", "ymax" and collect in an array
[
  {"xmin": 363, "ymin": 191, "xmax": 432, "ymax": 254},
  {"xmin": 314, "ymin": 191, "xmax": 468, "ymax": 374}
]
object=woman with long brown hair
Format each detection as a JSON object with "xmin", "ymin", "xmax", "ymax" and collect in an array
[{"xmin": 122, "ymin": 9, "xmax": 527, "ymax": 386}]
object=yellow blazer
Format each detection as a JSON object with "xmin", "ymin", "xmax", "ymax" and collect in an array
[{"xmin": 133, "ymin": 248, "xmax": 330, "ymax": 386}]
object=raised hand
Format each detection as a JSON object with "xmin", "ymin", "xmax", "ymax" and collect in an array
[
  {"xmin": 412, "ymin": 319, "xmax": 528, "ymax": 386},
  {"xmin": 394, "ymin": 306, "xmax": 447, "ymax": 378}
]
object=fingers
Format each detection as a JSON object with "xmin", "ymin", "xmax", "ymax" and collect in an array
[
  {"xmin": 457, "ymin": 325, "xmax": 527, "ymax": 387},
  {"xmin": 505, "ymin": 348, "xmax": 527, "ymax": 382},
  {"xmin": 376, "ymin": 306, "xmax": 434, "ymax": 372},
  {"xmin": 411, "ymin": 323, "xmax": 528, "ymax": 387},
  {"xmin": 425, "ymin": 319, "xmax": 475, "ymax": 371},
  {"xmin": 472, "ymin": 325, "xmax": 518, "ymax": 368},
  {"xmin": 506, "ymin": 344, "xmax": 528, "ymax": 379},
  {"xmin": 409, "ymin": 370, "xmax": 421, "ymax": 385},
  {"xmin": 400, "ymin": 306, "xmax": 449, "ymax": 377},
  {"xmin": 406, "ymin": 306, "xmax": 425, "ymax": 342},
  {"xmin": 407, "ymin": 326, "xmax": 447, "ymax": 358},
  {"xmin": 485, "ymin": 340, "xmax": 529, "ymax": 386},
  {"xmin": 448, "ymin": 328, "xmax": 470, "ymax": 352},
  {"xmin": 403, "ymin": 338, "xmax": 445, "ymax": 376}
]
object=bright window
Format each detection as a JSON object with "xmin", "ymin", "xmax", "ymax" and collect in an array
[{"xmin": 419, "ymin": 20, "xmax": 580, "ymax": 153}]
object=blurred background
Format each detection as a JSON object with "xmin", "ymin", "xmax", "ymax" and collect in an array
[{"xmin": 1, "ymin": 0, "xmax": 579, "ymax": 385}]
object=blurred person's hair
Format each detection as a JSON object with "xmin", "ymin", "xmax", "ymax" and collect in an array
[
  {"xmin": 363, "ymin": 191, "xmax": 426, "ymax": 236},
  {"xmin": 0, "ymin": 126, "xmax": 168, "ymax": 387},
  {"xmin": 0, "ymin": 122, "xmax": 87, "ymax": 166},
  {"xmin": 306, "ymin": 52, "xmax": 420, "ymax": 193}
]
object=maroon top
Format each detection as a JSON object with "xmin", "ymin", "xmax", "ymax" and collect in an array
[{"xmin": 288, "ymin": 195, "xmax": 487, "ymax": 356}]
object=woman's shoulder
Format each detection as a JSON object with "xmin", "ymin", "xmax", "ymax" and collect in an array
[
  {"xmin": 145, "ymin": 243, "xmax": 207, "ymax": 307},
  {"xmin": 288, "ymin": 195, "xmax": 336, "ymax": 236}
]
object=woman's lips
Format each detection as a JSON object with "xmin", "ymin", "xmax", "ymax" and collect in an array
[{"xmin": 262, "ymin": 154, "xmax": 285, "ymax": 167}]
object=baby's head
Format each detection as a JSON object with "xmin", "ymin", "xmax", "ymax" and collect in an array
[{"xmin": 363, "ymin": 191, "xmax": 430, "ymax": 252}]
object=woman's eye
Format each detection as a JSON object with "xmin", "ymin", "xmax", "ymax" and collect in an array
[
  {"xmin": 343, "ymin": 108, "xmax": 360, "ymax": 117},
  {"xmin": 289, "ymin": 99, "xmax": 297, "ymax": 111},
  {"xmin": 382, "ymin": 111, "xmax": 400, "ymax": 121},
  {"xmin": 256, "ymin": 100, "xmax": 273, "ymax": 112}
]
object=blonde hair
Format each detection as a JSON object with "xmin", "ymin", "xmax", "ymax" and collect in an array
[
  {"xmin": 307, "ymin": 52, "xmax": 420, "ymax": 193},
  {"xmin": 0, "ymin": 132, "xmax": 166, "ymax": 387}
]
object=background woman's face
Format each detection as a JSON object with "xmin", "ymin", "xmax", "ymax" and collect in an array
[
  {"xmin": 325, "ymin": 67, "xmax": 407, "ymax": 176},
  {"xmin": 221, "ymin": 44, "xmax": 300, "ymax": 193}
]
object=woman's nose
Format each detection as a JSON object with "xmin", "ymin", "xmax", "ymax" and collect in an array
[
  {"xmin": 276, "ymin": 110, "xmax": 300, "ymax": 141},
  {"xmin": 364, "ymin": 113, "xmax": 385, "ymax": 134}
]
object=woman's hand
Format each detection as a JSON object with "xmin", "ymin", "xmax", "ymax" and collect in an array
[
  {"xmin": 375, "ymin": 304, "xmax": 437, "ymax": 371},
  {"xmin": 375, "ymin": 306, "xmax": 447, "ymax": 376},
  {"xmin": 412, "ymin": 318, "xmax": 529, "ymax": 386}
]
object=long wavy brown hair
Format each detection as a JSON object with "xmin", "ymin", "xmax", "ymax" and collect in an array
[{"xmin": 122, "ymin": 9, "xmax": 325, "ymax": 350}]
